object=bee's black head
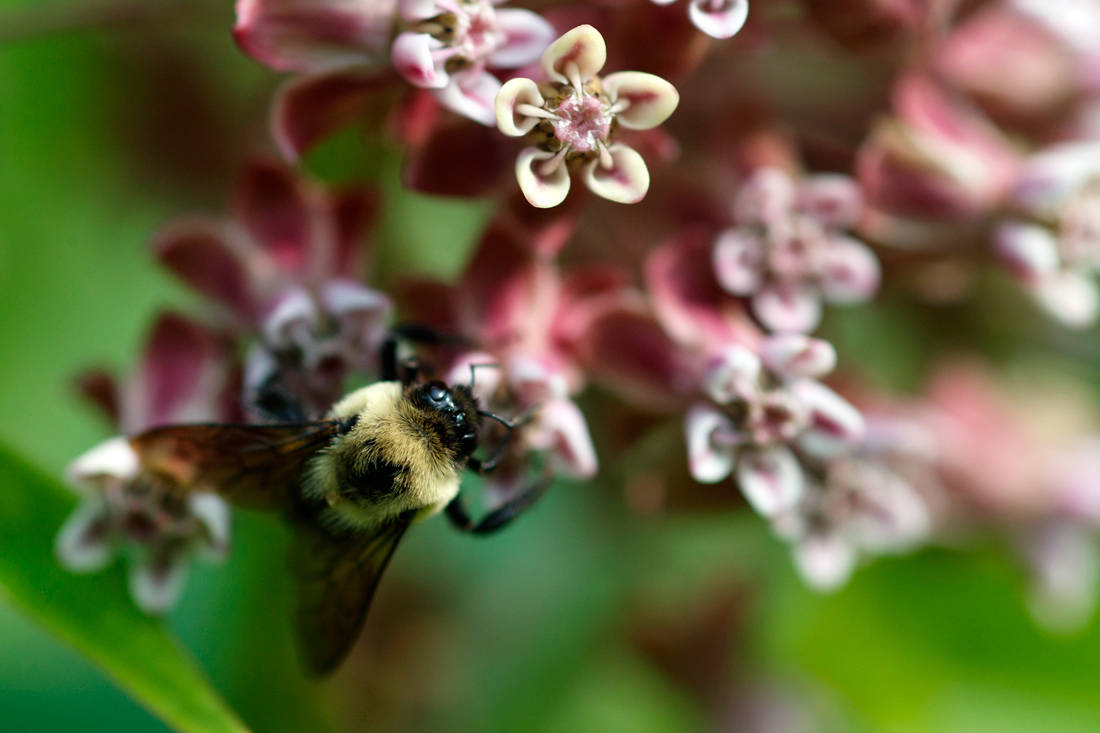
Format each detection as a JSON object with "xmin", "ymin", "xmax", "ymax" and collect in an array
[{"xmin": 409, "ymin": 380, "xmax": 481, "ymax": 460}]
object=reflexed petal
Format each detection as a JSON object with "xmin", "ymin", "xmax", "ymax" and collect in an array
[
  {"xmin": 790, "ymin": 379, "xmax": 865, "ymax": 457},
  {"xmin": 507, "ymin": 353, "xmax": 570, "ymax": 402},
  {"xmin": 271, "ymin": 69, "xmax": 397, "ymax": 162},
  {"xmin": 687, "ymin": 0, "xmax": 749, "ymax": 39},
  {"xmin": 733, "ymin": 167, "xmax": 796, "ymax": 225},
  {"xmin": 67, "ymin": 436, "xmax": 140, "ymax": 489},
  {"xmin": 793, "ymin": 529, "xmax": 857, "ymax": 592},
  {"xmin": 994, "ymin": 221, "xmax": 1060, "ymax": 284},
  {"xmin": 189, "ymin": 493, "xmax": 232, "ymax": 560},
  {"xmin": 583, "ymin": 144, "xmax": 650, "ymax": 204},
  {"xmin": 153, "ymin": 218, "xmax": 258, "ymax": 319},
  {"xmin": 737, "ymin": 445, "xmax": 803, "ymax": 517},
  {"xmin": 797, "ymin": 174, "xmax": 863, "ymax": 229},
  {"xmin": 234, "ymin": 160, "xmax": 311, "ymax": 273},
  {"xmin": 319, "ymin": 279, "xmax": 392, "ymax": 325},
  {"xmin": 328, "ymin": 187, "xmax": 382, "ymax": 278},
  {"xmin": 752, "ymin": 283, "xmax": 822, "ymax": 333},
  {"xmin": 702, "ymin": 344, "xmax": 761, "ymax": 404},
  {"xmin": 129, "ymin": 556, "xmax": 189, "ymax": 615},
  {"xmin": 712, "ymin": 228, "xmax": 764, "ymax": 296},
  {"xmin": 1033, "ymin": 270, "xmax": 1100, "ymax": 328},
  {"xmin": 495, "ymin": 77, "xmax": 547, "ymax": 137},
  {"xmin": 434, "ymin": 69, "xmax": 500, "ymax": 126},
  {"xmin": 74, "ymin": 369, "xmax": 120, "ymax": 425},
  {"xmin": 761, "ymin": 334, "xmax": 836, "ymax": 380},
  {"xmin": 831, "ymin": 461, "xmax": 930, "ymax": 552},
  {"xmin": 234, "ymin": 0, "xmax": 395, "ymax": 73},
  {"xmin": 542, "ymin": 24, "xmax": 606, "ymax": 85},
  {"xmin": 392, "ymin": 32, "xmax": 449, "ymax": 89},
  {"xmin": 601, "ymin": 72, "xmax": 680, "ymax": 130},
  {"xmin": 819, "ymin": 235, "xmax": 881, "ymax": 304},
  {"xmin": 404, "ymin": 118, "xmax": 512, "ymax": 197},
  {"xmin": 133, "ymin": 313, "xmax": 225, "ymax": 429},
  {"xmin": 55, "ymin": 500, "xmax": 114, "ymax": 572},
  {"xmin": 685, "ymin": 404, "xmax": 738, "ymax": 483},
  {"xmin": 516, "ymin": 147, "xmax": 571, "ymax": 208},
  {"xmin": 526, "ymin": 398, "xmax": 598, "ymax": 479},
  {"xmin": 490, "ymin": 9, "xmax": 556, "ymax": 68}
]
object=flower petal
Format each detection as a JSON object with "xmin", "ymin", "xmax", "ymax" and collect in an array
[
  {"xmin": 542, "ymin": 24, "xmax": 606, "ymax": 85},
  {"xmin": 404, "ymin": 117, "xmax": 512, "ymax": 197},
  {"xmin": 601, "ymin": 71, "xmax": 680, "ymax": 130},
  {"xmin": 495, "ymin": 77, "xmax": 547, "ymax": 137},
  {"xmin": 1033, "ymin": 270, "xmax": 1100, "ymax": 328},
  {"xmin": 1013, "ymin": 141, "xmax": 1100, "ymax": 215},
  {"xmin": 702, "ymin": 344, "xmax": 761, "ymax": 404},
  {"xmin": 129, "ymin": 555, "xmax": 189, "ymax": 615},
  {"xmin": 490, "ymin": 9, "xmax": 556, "ymax": 68},
  {"xmin": 737, "ymin": 445, "xmax": 803, "ymax": 517},
  {"xmin": 516, "ymin": 147, "xmax": 571, "ymax": 208},
  {"xmin": 760, "ymin": 334, "xmax": 836, "ymax": 380},
  {"xmin": 55, "ymin": 499, "xmax": 115, "ymax": 572},
  {"xmin": 328, "ymin": 187, "xmax": 382, "ymax": 278},
  {"xmin": 994, "ymin": 221, "xmax": 1061, "ymax": 284},
  {"xmin": 67, "ymin": 436, "xmax": 140, "ymax": 489},
  {"xmin": 819, "ymin": 235, "xmax": 881, "ymax": 304},
  {"xmin": 526, "ymin": 398, "xmax": 598, "ymax": 479},
  {"xmin": 797, "ymin": 174, "xmax": 863, "ymax": 229},
  {"xmin": 688, "ymin": 0, "xmax": 749, "ymax": 40},
  {"xmin": 685, "ymin": 404, "xmax": 738, "ymax": 484},
  {"xmin": 751, "ymin": 283, "xmax": 823, "ymax": 333},
  {"xmin": 153, "ymin": 218, "xmax": 258, "ymax": 319},
  {"xmin": 434, "ymin": 69, "xmax": 500, "ymax": 126},
  {"xmin": 398, "ymin": 0, "xmax": 441, "ymax": 22},
  {"xmin": 733, "ymin": 167, "xmax": 796, "ymax": 225},
  {"xmin": 793, "ymin": 529, "xmax": 857, "ymax": 592},
  {"xmin": 392, "ymin": 31, "xmax": 449, "ymax": 89},
  {"xmin": 790, "ymin": 379, "xmax": 865, "ymax": 457},
  {"xmin": 445, "ymin": 350, "xmax": 503, "ymax": 405},
  {"xmin": 234, "ymin": 0, "xmax": 394, "ymax": 73},
  {"xmin": 583, "ymin": 144, "xmax": 650, "ymax": 204},
  {"xmin": 712, "ymin": 228, "xmax": 764, "ymax": 296},
  {"xmin": 132, "ymin": 312, "xmax": 226, "ymax": 429},
  {"xmin": 233, "ymin": 160, "xmax": 312, "ymax": 274},
  {"xmin": 189, "ymin": 493, "xmax": 232, "ymax": 560},
  {"xmin": 271, "ymin": 69, "xmax": 398, "ymax": 162},
  {"xmin": 262, "ymin": 286, "xmax": 320, "ymax": 350}
]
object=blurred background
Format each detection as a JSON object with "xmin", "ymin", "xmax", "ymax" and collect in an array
[{"xmin": 4, "ymin": 1, "xmax": 1100, "ymax": 731}]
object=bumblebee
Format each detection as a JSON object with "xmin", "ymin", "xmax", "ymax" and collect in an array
[{"xmin": 129, "ymin": 328, "xmax": 546, "ymax": 674}]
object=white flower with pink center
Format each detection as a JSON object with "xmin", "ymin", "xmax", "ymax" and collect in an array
[
  {"xmin": 495, "ymin": 25, "xmax": 680, "ymax": 208},
  {"xmin": 685, "ymin": 335, "xmax": 864, "ymax": 518},
  {"xmin": 713, "ymin": 167, "xmax": 881, "ymax": 333},
  {"xmin": 996, "ymin": 141, "xmax": 1100, "ymax": 328},
  {"xmin": 391, "ymin": 0, "xmax": 554, "ymax": 125},
  {"xmin": 650, "ymin": 0, "xmax": 749, "ymax": 40}
]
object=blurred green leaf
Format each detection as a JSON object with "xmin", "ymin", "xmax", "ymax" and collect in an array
[{"xmin": 0, "ymin": 442, "xmax": 248, "ymax": 733}]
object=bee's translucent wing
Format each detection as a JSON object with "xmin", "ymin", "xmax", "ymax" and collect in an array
[
  {"xmin": 129, "ymin": 422, "xmax": 342, "ymax": 510},
  {"xmin": 290, "ymin": 515, "xmax": 413, "ymax": 675}
]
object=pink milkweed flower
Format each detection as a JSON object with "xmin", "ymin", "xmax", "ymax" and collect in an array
[
  {"xmin": 57, "ymin": 314, "xmax": 235, "ymax": 614},
  {"xmin": 648, "ymin": 0, "xmax": 749, "ymax": 40},
  {"xmin": 713, "ymin": 167, "xmax": 880, "ymax": 333},
  {"xmin": 685, "ymin": 335, "xmax": 864, "ymax": 519},
  {"xmin": 856, "ymin": 74, "xmax": 1019, "ymax": 228},
  {"xmin": 398, "ymin": 209, "xmax": 606, "ymax": 493},
  {"xmin": 390, "ymin": 0, "xmax": 555, "ymax": 125},
  {"xmin": 153, "ymin": 160, "xmax": 391, "ymax": 419},
  {"xmin": 235, "ymin": 0, "xmax": 553, "ymax": 127},
  {"xmin": 995, "ymin": 141, "xmax": 1100, "ymax": 328},
  {"xmin": 495, "ymin": 24, "xmax": 680, "ymax": 207}
]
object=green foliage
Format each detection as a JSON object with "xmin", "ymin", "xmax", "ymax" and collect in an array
[{"xmin": 0, "ymin": 444, "xmax": 247, "ymax": 733}]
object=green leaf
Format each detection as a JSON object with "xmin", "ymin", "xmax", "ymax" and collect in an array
[{"xmin": 0, "ymin": 442, "xmax": 248, "ymax": 733}]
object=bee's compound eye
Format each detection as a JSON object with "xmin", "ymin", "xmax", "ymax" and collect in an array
[{"xmin": 427, "ymin": 381, "xmax": 448, "ymax": 404}]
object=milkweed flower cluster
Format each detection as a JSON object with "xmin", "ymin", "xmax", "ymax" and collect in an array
[{"xmin": 57, "ymin": 0, "xmax": 1100, "ymax": 635}]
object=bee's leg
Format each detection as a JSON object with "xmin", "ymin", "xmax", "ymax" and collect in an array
[{"xmin": 445, "ymin": 477, "xmax": 551, "ymax": 535}]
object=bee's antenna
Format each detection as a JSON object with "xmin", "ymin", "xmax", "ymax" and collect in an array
[
  {"xmin": 477, "ymin": 404, "xmax": 540, "ymax": 432},
  {"xmin": 467, "ymin": 362, "xmax": 501, "ymax": 394}
]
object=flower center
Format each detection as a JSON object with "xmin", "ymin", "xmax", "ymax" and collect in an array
[
  {"xmin": 551, "ymin": 94, "xmax": 612, "ymax": 153},
  {"xmin": 452, "ymin": 1, "xmax": 500, "ymax": 63}
]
